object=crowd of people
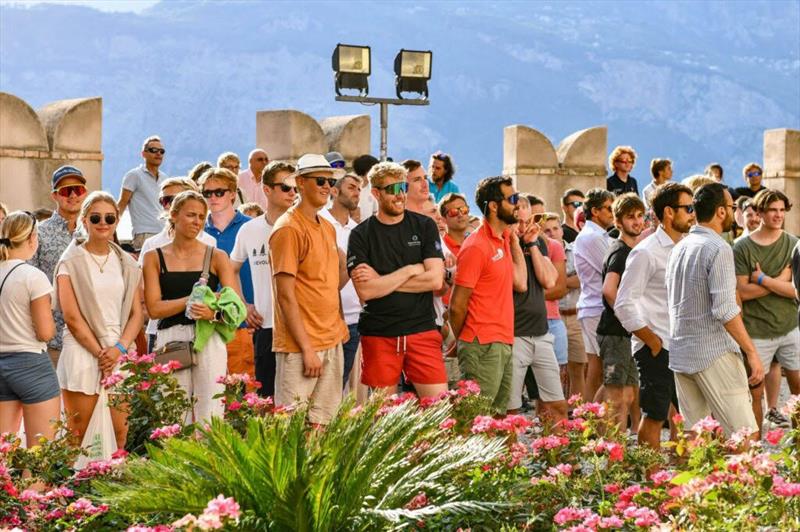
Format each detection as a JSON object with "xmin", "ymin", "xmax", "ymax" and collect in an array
[{"xmin": 0, "ymin": 136, "xmax": 797, "ymax": 459}]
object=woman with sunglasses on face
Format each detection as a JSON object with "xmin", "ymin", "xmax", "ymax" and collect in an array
[
  {"xmin": 0, "ymin": 211, "xmax": 60, "ymax": 446},
  {"xmin": 142, "ymin": 191, "xmax": 239, "ymax": 422},
  {"xmin": 54, "ymin": 192, "xmax": 143, "ymax": 451}
]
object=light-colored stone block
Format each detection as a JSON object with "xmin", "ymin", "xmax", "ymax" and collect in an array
[
  {"xmin": 556, "ymin": 126, "xmax": 607, "ymax": 172},
  {"xmin": 0, "ymin": 92, "xmax": 49, "ymax": 150},
  {"xmin": 255, "ymin": 110, "xmax": 327, "ymax": 162},
  {"xmin": 503, "ymin": 125, "xmax": 558, "ymax": 174},
  {"xmin": 763, "ymin": 128, "xmax": 800, "ymax": 178},
  {"xmin": 319, "ymin": 114, "xmax": 370, "ymax": 166},
  {"xmin": 38, "ymin": 97, "xmax": 102, "ymax": 153}
]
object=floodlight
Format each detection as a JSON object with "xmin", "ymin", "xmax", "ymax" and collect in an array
[
  {"xmin": 332, "ymin": 44, "xmax": 371, "ymax": 96},
  {"xmin": 394, "ymin": 49, "xmax": 432, "ymax": 99}
]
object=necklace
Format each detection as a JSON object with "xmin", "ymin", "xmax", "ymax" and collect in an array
[{"xmin": 87, "ymin": 247, "xmax": 111, "ymax": 273}]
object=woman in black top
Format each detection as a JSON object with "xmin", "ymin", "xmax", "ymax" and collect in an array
[{"xmin": 142, "ymin": 191, "xmax": 237, "ymax": 422}]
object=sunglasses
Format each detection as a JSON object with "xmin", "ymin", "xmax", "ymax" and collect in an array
[
  {"xmin": 269, "ymin": 183, "xmax": 297, "ymax": 193},
  {"xmin": 446, "ymin": 206, "xmax": 470, "ymax": 217},
  {"xmin": 532, "ymin": 212, "xmax": 559, "ymax": 225},
  {"xmin": 566, "ymin": 200, "xmax": 583, "ymax": 208},
  {"xmin": 159, "ymin": 195, "xmax": 176, "ymax": 208},
  {"xmin": 54, "ymin": 184, "xmax": 87, "ymax": 197},
  {"xmin": 146, "ymin": 147, "xmax": 166, "ymax": 155},
  {"xmin": 672, "ymin": 204, "xmax": 695, "ymax": 214},
  {"xmin": 312, "ymin": 176, "xmax": 338, "ymax": 188},
  {"xmin": 746, "ymin": 171, "xmax": 762, "ymax": 178},
  {"xmin": 432, "ymin": 151, "xmax": 449, "ymax": 160},
  {"xmin": 202, "ymin": 188, "xmax": 229, "ymax": 198},
  {"xmin": 329, "ymin": 161, "xmax": 346, "ymax": 169},
  {"xmin": 88, "ymin": 213, "xmax": 117, "ymax": 225},
  {"xmin": 378, "ymin": 181, "xmax": 409, "ymax": 195},
  {"xmin": 503, "ymin": 193, "xmax": 520, "ymax": 205}
]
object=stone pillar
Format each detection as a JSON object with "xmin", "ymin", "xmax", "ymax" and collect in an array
[
  {"xmin": 0, "ymin": 92, "xmax": 102, "ymax": 211},
  {"xmin": 763, "ymin": 128, "xmax": 800, "ymax": 235},
  {"xmin": 503, "ymin": 124, "xmax": 606, "ymax": 213}
]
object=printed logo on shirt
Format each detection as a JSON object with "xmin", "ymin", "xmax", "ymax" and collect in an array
[
  {"xmin": 491, "ymin": 248, "xmax": 505, "ymax": 262},
  {"xmin": 434, "ymin": 241, "xmax": 442, "ymax": 252},
  {"xmin": 408, "ymin": 234, "xmax": 421, "ymax": 247},
  {"xmin": 251, "ymin": 243, "xmax": 269, "ymax": 267}
]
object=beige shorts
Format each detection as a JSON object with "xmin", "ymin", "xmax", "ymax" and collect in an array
[
  {"xmin": 578, "ymin": 314, "xmax": 601, "ymax": 356},
  {"xmin": 275, "ymin": 344, "xmax": 343, "ymax": 425},
  {"xmin": 674, "ymin": 351, "xmax": 758, "ymax": 437},
  {"xmin": 563, "ymin": 313, "xmax": 587, "ymax": 363},
  {"xmin": 132, "ymin": 232, "xmax": 157, "ymax": 251}
]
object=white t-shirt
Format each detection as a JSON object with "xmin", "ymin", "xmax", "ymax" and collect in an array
[
  {"xmin": 319, "ymin": 208, "xmax": 362, "ymax": 325},
  {"xmin": 139, "ymin": 226, "xmax": 217, "ymax": 336},
  {"xmin": 58, "ymin": 248, "xmax": 124, "ymax": 346},
  {"xmin": 358, "ymin": 182, "xmax": 377, "ymax": 222},
  {"xmin": 231, "ymin": 215, "xmax": 274, "ymax": 329},
  {"xmin": 0, "ymin": 260, "xmax": 53, "ymax": 353}
]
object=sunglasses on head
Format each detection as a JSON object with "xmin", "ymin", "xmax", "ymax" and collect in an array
[
  {"xmin": 312, "ymin": 176, "xmax": 338, "ymax": 188},
  {"xmin": 269, "ymin": 183, "xmax": 297, "ymax": 193},
  {"xmin": 202, "ymin": 188, "xmax": 229, "ymax": 198},
  {"xmin": 432, "ymin": 151, "xmax": 449, "ymax": 160},
  {"xmin": 446, "ymin": 206, "xmax": 470, "ymax": 217},
  {"xmin": 159, "ymin": 195, "xmax": 176, "ymax": 208},
  {"xmin": 378, "ymin": 181, "xmax": 408, "ymax": 195},
  {"xmin": 146, "ymin": 147, "xmax": 166, "ymax": 155},
  {"xmin": 329, "ymin": 161, "xmax": 346, "ymax": 169},
  {"xmin": 54, "ymin": 184, "xmax": 87, "ymax": 198},
  {"xmin": 88, "ymin": 213, "xmax": 117, "ymax": 225}
]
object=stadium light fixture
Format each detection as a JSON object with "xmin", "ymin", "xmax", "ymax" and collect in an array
[
  {"xmin": 332, "ymin": 44, "xmax": 371, "ymax": 96},
  {"xmin": 394, "ymin": 49, "xmax": 432, "ymax": 100}
]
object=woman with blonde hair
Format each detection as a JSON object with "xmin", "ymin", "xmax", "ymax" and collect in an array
[
  {"xmin": 0, "ymin": 211, "xmax": 59, "ymax": 445},
  {"xmin": 142, "ymin": 190, "xmax": 241, "ymax": 421},
  {"xmin": 55, "ymin": 191, "xmax": 143, "ymax": 450}
]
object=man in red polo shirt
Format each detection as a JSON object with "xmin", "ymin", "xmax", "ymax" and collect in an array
[{"xmin": 449, "ymin": 176, "xmax": 530, "ymax": 414}]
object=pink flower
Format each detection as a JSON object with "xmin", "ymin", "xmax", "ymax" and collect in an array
[
  {"xmin": 650, "ymin": 470, "xmax": 674, "ymax": 486},
  {"xmin": 439, "ymin": 417, "xmax": 456, "ymax": 430},
  {"xmin": 772, "ymin": 475, "xmax": 800, "ymax": 497},
  {"xmin": 604, "ymin": 482, "xmax": 621, "ymax": 494},
  {"xmin": 167, "ymin": 359, "xmax": 183, "ymax": 371},
  {"xmin": 150, "ymin": 423, "xmax": 181, "ymax": 440},
  {"xmin": 171, "ymin": 514, "xmax": 197, "ymax": 528},
  {"xmin": 554, "ymin": 507, "xmax": 592, "ymax": 525},
  {"xmin": 765, "ymin": 428, "xmax": 784, "ymax": 445},
  {"xmin": 691, "ymin": 416, "xmax": 722, "ymax": 435},
  {"xmin": 204, "ymin": 494, "xmax": 241, "ymax": 519},
  {"xmin": 470, "ymin": 415, "xmax": 495, "ymax": 434},
  {"xmin": 672, "ymin": 412, "xmax": 685, "ymax": 425},
  {"xmin": 112, "ymin": 449, "xmax": 130, "ymax": 459},
  {"xmin": 599, "ymin": 515, "xmax": 624, "ymax": 528},
  {"xmin": 530, "ymin": 435, "xmax": 570, "ymax": 454},
  {"xmin": 547, "ymin": 463, "xmax": 574, "ymax": 477},
  {"xmin": 457, "ymin": 379, "xmax": 481, "ymax": 396},
  {"xmin": 623, "ymin": 506, "xmax": 660, "ymax": 527},
  {"xmin": 136, "ymin": 353, "xmax": 156, "ymax": 364},
  {"xmin": 573, "ymin": 401, "xmax": 606, "ymax": 418},
  {"xmin": 405, "ymin": 492, "xmax": 429, "ymax": 510},
  {"xmin": 227, "ymin": 400, "xmax": 242, "ymax": 412},
  {"xmin": 216, "ymin": 373, "xmax": 254, "ymax": 386},
  {"xmin": 101, "ymin": 372, "xmax": 124, "ymax": 388},
  {"xmin": 567, "ymin": 393, "xmax": 582, "ymax": 405},
  {"xmin": 136, "ymin": 380, "xmax": 153, "ymax": 391},
  {"xmin": 507, "ymin": 442, "xmax": 528, "ymax": 467}
]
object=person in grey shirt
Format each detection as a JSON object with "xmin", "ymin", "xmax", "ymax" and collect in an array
[
  {"xmin": 665, "ymin": 182, "xmax": 764, "ymax": 439},
  {"xmin": 118, "ymin": 135, "xmax": 168, "ymax": 250}
]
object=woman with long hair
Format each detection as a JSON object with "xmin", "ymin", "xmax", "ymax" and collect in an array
[
  {"xmin": 55, "ymin": 192, "xmax": 143, "ymax": 449},
  {"xmin": 0, "ymin": 211, "xmax": 59, "ymax": 445},
  {"xmin": 142, "ymin": 190, "xmax": 239, "ymax": 421}
]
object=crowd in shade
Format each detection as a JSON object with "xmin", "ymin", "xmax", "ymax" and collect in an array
[{"xmin": 0, "ymin": 135, "xmax": 798, "ymax": 462}]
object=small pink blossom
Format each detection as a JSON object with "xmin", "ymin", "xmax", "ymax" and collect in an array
[
  {"xmin": 136, "ymin": 380, "xmax": 153, "ymax": 391},
  {"xmin": 765, "ymin": 428, "xmax": 784, "ymax": 445},
  {"xmin": 101, "ymin": 372, "xmax": 124, "ymax": 388},
  {"xmin": 691, "ymin": 416, "xmax": 722, "ymax": 435},
  {"xmin": 567, "ymin": 393, "xmax": 582, "ymax": 405},
  {"xmin": 553, "ymin": 507, "xmax": 592, "ymax": 525},
  {"xmin": 226, "ymin": 400, "xmax": 242, "ymax": 412},
  {"xmin": 772, "ymin": 475, "xmax": 800, "ymax": 497},
  {"xmin": 599, "ymin": 515, "xmax": 624, "ymax": 528},
  {"xmin": 204, "ymin": 494, "xmax": 241, "ymax": 519},
  {"xmin": 456, "ymin": 379, "xmax": 481, "ymax": 396},
  {"xmin": 405, "ymin": 492, "xmax": 429, "ymax": 510},
  {"xmin": 672, "ymin": 412, "xmax": 685, "ymax": 425},
  {"xmin": 573, "ymin": 401, "xmax": 606, "ymax": 418},
  {"xmin": 439, "ymin": 417, "xmax": 456, "ymax": 430},
  {"xmin": 650, "ymin": 470, "xmax": 674, "ymax": 486},
  {"xmin": 150, "ymin": 423, "xmax": 181, "ymax": 440}
]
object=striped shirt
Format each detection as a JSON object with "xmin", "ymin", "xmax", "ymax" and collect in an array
[
  {"xmin": 574, "ymin": 220, "xmax": 610, "ymax": 319},
  {"xmin": 665, "ymin": 225, "xmax": 741, "ymax": 374}
]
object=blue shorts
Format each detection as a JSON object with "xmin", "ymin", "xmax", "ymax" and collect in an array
[
  {"xmin": 548, "ymin": 318, "xmax": 568, "ymax": 366},
  {"xmin": 0, "ymin": 351, "xmax": 61, "ymax": 404}
]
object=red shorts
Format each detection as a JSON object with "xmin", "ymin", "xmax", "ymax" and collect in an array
[{"xmin": 360, "ymin": 329, "xmax": 447, "ymax": 387}]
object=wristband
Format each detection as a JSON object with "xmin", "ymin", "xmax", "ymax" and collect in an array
[
  {"xmin": 756, "ymin": 272, "xmax": 765, "ymax": 286},
  {"xmin": 522, "ymin": 240, "xmax": 536, "ymax": 250},
  {"xmin": 114, "ymin": 342, "xmax": 128, "ymax": 354}
]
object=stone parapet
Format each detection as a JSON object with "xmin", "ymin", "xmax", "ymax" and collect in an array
[{"xmin": 763, "ymin": 128, "xmax": 800, "ymax": 235}]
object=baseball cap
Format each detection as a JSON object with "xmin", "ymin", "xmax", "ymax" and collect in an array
[
  {"xmin": 52, "ymin": 165, "xmax": 86, "ymax": 190},
  {"xmin": 324, "ymin": 151, "xmax": 346, "ymax": 169}
]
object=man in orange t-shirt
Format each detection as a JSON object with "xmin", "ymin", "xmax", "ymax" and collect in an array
[
  {"xmin": 448, "ymin": 176, "xmax": 530, "ymax": 414},
  {"xmin": 269, "ymin": 154, "xmax": 349, "ymax": 425}
]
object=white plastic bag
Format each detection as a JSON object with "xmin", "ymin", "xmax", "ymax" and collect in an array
[{"xmin": 74, "ymin": 388, "xmax": 117, "ymax": 469}]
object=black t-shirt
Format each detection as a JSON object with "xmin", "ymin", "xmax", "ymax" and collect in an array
[
  {"xmin": 347, "ymin": 211, "xmax": 443, "ymax": 337},
  {"xmin": 562, "ymin": 224, "xmax": 579, "ymax": 244},
  {"xmin": 596, "ymin": 238, "xmax": 631, "ymax": 337},
  {"xmin": 734, "ymin": 185, "xmax": 766, "ymax": 199},
  {"xmin": 513, "ymin": 238, "xmax": 549, "ymax": 338},
  {"xmin": 607, "ymin": 173, "xmax": 639, "ymax": 196}
]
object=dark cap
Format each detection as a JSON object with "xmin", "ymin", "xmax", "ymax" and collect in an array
[{"xmin": 52, "ymin": 165, "xmax": 86, "ymax": 189}]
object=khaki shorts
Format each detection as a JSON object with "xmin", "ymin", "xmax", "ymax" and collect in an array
[
  {"xmin": 510, "ymin": 334, "xmax": 564, "ymax": 408},
  {"xmin": 457, "ymin": 339, "xmax": 512, "ymax": 415},
  {"xmin": 132, "ymin": 232, "xmax": 157, "ymax": 251},
  {"xmin": 578, "ymin": 314, "xmax": 601, "ymax": 356},
  {"xmin": 563, "ymin": 313, "xmax": 587, "ymax": 363},
  {"xmin": 674, "ymin": 351, "xmax": 757, "ymax": 437},
  {"xmin": 275, "ymin": 344, "xmax": 343, "ymax": 425}
]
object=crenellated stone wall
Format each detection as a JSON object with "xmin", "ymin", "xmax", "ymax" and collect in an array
[
  {"xmin": 763, "ymin": 128, "xmax": 800, "ymax": 235},
  {"xmin": 503, "ymin": 125, "xmax": 607, "ymax": 213},
  {"xmin": 0, "ymin": 92, "xmax": 102, "ymax": 211}
]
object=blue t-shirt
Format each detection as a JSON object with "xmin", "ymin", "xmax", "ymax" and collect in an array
[
  {"xmin": 205, "ymin": 211, "xmax": 254, "ymax": 308},
  {"xmin": 428, "ymin": 179, "xmax": 461, "ymax": 204}
]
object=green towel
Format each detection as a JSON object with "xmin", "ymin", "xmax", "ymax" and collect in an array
[{"xmin": 193, "ymin": 286, "xmax": 247, "ymax": 352}]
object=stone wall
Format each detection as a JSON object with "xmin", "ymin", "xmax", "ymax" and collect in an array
[
  {"xmin": 0, "ymin": 92, "xmax": 102, "ymax": 211},
  {"xmin": 763, "ymin": 128, "xmax": 800, "ymax": 235},
  {"xmin": 503, "ymin": 125, "xmax": 607, "ymax": 213},
  {"xmin": 255, "ymin": 110, "xmax": 370, "ymax": 169}
]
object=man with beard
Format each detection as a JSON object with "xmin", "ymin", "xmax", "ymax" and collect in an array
[
  {"xmin": 449, "ymin": 176, "xmax": 529, "ymax": 414},
  {"xmin": 347, "ymin": 162, "xmax": 447, "ymax": 399},
  {"xmin": 615, "ymin": 183, "xmax": 694, "ymax": 450},
  {"xmin": 428, "ymin": 151, "xmax": 460, "ymax": 203},
  {"xmin": 666, "ymin": 183, "xmax": 764, "ymax": 438}
]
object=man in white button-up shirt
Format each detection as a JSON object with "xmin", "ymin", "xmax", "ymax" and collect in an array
[
  {"xmin": 615, "ymin": 182, "xmax": 694, "ymax": 450},
  {"xmin": 574, "ymin": 188, "xmax": 615, "ymax": 401}
]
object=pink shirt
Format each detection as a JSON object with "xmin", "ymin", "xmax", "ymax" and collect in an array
[
  {"xmin": 545, "ymin": 237, "xmax": 566, "ymax": 319},
  {"xmin": 238, "ymin": 169, "xmax": 267, "ymax": 209}
]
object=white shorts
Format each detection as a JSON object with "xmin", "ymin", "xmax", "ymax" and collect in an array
[
  {"xmin": 509, "ymin": 333, "xmax": 565, "ymax": 409},
  {"xmin": 753, "ymin": 327, "xmax": 800, "ymax": 371},
  {"xmin": 579, "ymin": 315, "xmax": 601, "ymax": 356}
]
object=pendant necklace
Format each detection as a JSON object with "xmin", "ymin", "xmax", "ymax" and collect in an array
[{"xmin": 87, "ymin": 246, "xmax": 111, "ymax": 273}]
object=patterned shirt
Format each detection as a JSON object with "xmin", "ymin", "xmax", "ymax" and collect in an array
[
  {"xmin": 28, "ymin": 210, "xmax": 81, "ymax": 351},
  {"xmin": 666, "ymin": 225, "xmax": 741, "ymax": 374}
]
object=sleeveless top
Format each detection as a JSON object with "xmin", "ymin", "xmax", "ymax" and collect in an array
[{"xmin": 156, "ymin": 248, "xmax": 220, "ymax": 330}]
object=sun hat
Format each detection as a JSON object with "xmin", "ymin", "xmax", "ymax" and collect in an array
[{"xmin": 293, "ymin": 153, "xmax": 346, "ymax": 180}]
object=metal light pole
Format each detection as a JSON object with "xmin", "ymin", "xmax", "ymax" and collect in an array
[{"xmin": 334, "ymin": 95, "xmax": 429, "ymax": 161}]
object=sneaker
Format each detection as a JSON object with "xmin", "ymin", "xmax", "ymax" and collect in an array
[{"xmin": 766, "ymin": 408, "xmax": 790, "ymax": 428}]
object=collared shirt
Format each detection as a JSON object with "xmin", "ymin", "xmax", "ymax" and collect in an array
[
  {"xmin": 121, "ymin": 164, "xmax": 168, "ymax": 235},
  {"xmin": 641, "ymin": 181, "xmax": 659, "ymax": 211},
  {"xmin": 238, "ymin": 169, "xmax": 267, "ymax": 209},
  {"xmin": 666, "ymin": 225, "xmax": 741, "ymax": 374},
  {"xmin": 615, "ymin": 226, "xmax": 675, "ymax": 354},
  {"xmin": 606, "ymin": 173, "xmax": 639, "ymax": 196},
  {"xmin": 574, "ymin": 220, "xmax": 610, "ymax": 319},
  {"xmin": 205, "ymin": 211, "xmax": 253, "ymax": 305},
  {"xmin": 28, "ymin": 210, "xmax": 80, "ymax": 350},
  {"xmin": 358, "ymin": 182, "xmax": 377, "ymax": 222},
  {"xmin": 428, "ymin": 179, "xmax": 461, "ymax": 204},
  {"xmin": 559, "ymin": 240, "xmax": 580, "ymax": 311},
  {"xmin": 319, "ymin": 208, "xmax": 362, "ymax": 325}
]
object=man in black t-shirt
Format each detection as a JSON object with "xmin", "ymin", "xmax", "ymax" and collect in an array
[
  {"xmin": 347, "ymin": 162, "xmax": 447, "ymax": 398},
  {"xmin": 597, "ymin": 193, "xmax": 644, "ymax": 432},
  {"xmin": 561, "ymin": 188, "xmax": 584, "ymax": 244},
  {"xmin": 734, "ymin": 162, "xmax": 767, "ymax": 199},
  {"xmin": 606, "ymin": 146, "xmax": 639, "ymax": 196}
]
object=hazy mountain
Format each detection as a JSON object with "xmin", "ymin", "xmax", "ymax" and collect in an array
[{"xmin": 1, "ymin": 0, "xmax": 798, "ymax": 202}]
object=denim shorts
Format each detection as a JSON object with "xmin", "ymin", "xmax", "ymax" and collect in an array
[
  {"xmin": 0, "ymin": 351, "xmax": 61, "ymax": 404},
  {"xmin": 548, "ymin": 318, "xmax": 568, "ymax": 366}
]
